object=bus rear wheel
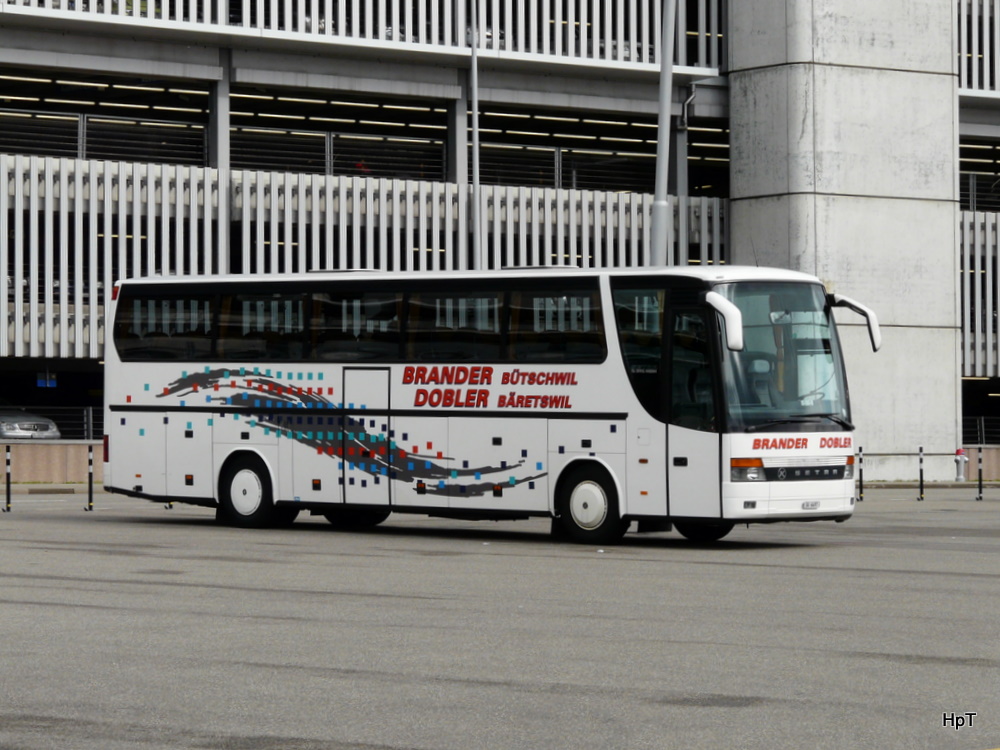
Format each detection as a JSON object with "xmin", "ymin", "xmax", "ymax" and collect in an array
[
  {"xmin": 674, "ymin": 521, "xmax": 734, "ymax": 543},
  {"xmin": 218, "ymin": 455, "xmax": 296, "ymax": 528},
  {"xmin": 323, "ymin": 507, "xmax": 391, "ymax": 529},
  {"xmin": 556, "ymin": 465, "xmax": 628, "ymax": 545}
]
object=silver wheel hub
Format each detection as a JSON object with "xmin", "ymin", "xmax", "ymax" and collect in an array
[
  {"xmin": 569, "ymin": 480, "xmax": 608, "ymax": 530},
  {"xmin": 230, "ymin": 469, "xmax": 263, "ymax": 516}
]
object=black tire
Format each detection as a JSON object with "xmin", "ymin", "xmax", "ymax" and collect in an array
[
  {"xmin": 555, "ymin": 464, "xmax": 628, "ymax": 545},
  {"xmin": 217, "ymin": 454, "xmax": 291, "ymax": 528},
  {"xmin": 323, "ymin": 507, "xmax": 391, "ymax": 529},
  {"xmin": 272, "ymin": 505, "xmax": 301, "ymax": 527},
  {"xmin": 674, "ymin": 521, "xmax": 735, "ymax": 543}
]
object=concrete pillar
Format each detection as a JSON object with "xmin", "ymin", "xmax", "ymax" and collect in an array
[
  {"xmin": 728, "ymin": 1, "xmax": 959, "ymax": 480},
  {"xmin": 446, "ymin": 92, "xmax": 468, "ymax": 186},
  {"xmin": 209, "ymin": 49, "xmax": 232, "ymax": 272}
]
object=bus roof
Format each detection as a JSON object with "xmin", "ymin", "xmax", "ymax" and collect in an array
[{"xmin": 114, "ymin": 265, "xmax": 824, "ymax": 288}]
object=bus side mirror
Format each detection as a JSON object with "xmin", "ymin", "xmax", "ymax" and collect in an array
[
  {"xmin": 829, "ymin": 294, "xmax": 882, "ymax": 352},
  {"xmin": 705, "ymin": 292, "xmax": 744, "ymax": 352}
]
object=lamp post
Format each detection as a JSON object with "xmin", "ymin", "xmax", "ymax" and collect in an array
[
  {"xmin": 650, "ymin": 0, "xmax": 676, "ymax": 267},
  {"xmin": 470, "ymin": 0, "xmax": 482, "ymax": 269}
]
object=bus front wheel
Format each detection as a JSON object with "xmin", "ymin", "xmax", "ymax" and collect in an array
[
  {"xmin": 556, "ymin": 465, "xmax": 628, "ymax": 545},
  {"xmin": 674, "ymin": 521, "xmax": 734, "ymax": 543},
  {"xmin": 218, "ymin": 455, "xmax": 297, "ymax": 528}
]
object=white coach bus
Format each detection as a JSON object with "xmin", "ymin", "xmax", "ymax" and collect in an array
[{"xmin": 103, "ymin": 266, "xmax": 880, "ymax": 544}]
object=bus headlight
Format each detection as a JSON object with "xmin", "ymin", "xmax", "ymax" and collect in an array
[
  {"xmin": 731, "ymin": 458, "xmax": 765, "ymax": 482},
  {"xmin": 844, "ymin": 456, "xmax": 855, "ymax": 480}
]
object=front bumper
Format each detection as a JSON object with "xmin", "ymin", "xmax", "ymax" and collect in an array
[{"xmin": 722, "ymin": 477, "xmax": 855, "ymax": 521}]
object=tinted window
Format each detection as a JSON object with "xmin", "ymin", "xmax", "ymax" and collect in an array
[
  {"xmin": 509, "ymin": 288, "xmax": 605, "ymax": 363},
  {"xmin": 670, "ymin": 310, "xmax": 716, "ymax": 432},
  {"xmin": 217, "ymin": 292, "xmax": 307, "ymax": 360},
  {"xmin": 612, "ymin": 287, "xmax": 665, "ymax": 418},
  {"xmin": 407, "ymin": 291, "xmax": 503, "ymax": 361},
  {"xmin": 312, "ymin": 290, "xmax": 402, "ymax": 361},
  {"xmin": 114, "ymin": 277, "xmax": 607, "ymax": 364},
  {"xmin": 114, "ymin": 293, "xmax": 214, "ymax": 360}
]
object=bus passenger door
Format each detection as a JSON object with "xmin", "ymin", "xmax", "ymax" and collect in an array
[
  {"xmin": 667, "ymin": 310, "xmax": 722, "ymax": 519},
  {"xmin": 342, "ymin": 368, "xmax": 391, "ymax": 506}
]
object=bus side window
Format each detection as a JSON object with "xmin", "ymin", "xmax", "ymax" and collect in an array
[
  {"xmin": 311, "ymin": 294, "xmax": 354, "ymax": 360},
  {"xmin": 509, "ymin": 289, "xmax": 605, "ymax": 363},
  {"xmin": 360, "ymin": 294, "xmax": 403, "ymax": 360},
  {"xmin": 217, "ymin": 295, "xmax": 263, "ymax": 360},
  {"xmin": 115, "ymin": 295, "xmax": 214, "ymax": 361},
  {"xmin": 113, "ymin": 299, "xmax": 144, "ymax": 359},
  {"xmin": 215, "ymin": 293, "xmax": 306, "ymax": 361},
  {"xmin": 670, "ymin": 311, "xmax": 716, "ymax": 432},
  {"xmin": 311, "ymin": 292, "xmax": 402, "ymax": 361},
  {"xmin": 612, "ymin": 289, "xmax": 665, "ymax": 420},
  {"xmin": 509, "ymin": 292, "xmax": 546, "ymax": 360},
  {"xmin": 407, "ymin": 291, "xmax": 502, "ymax": 362}
]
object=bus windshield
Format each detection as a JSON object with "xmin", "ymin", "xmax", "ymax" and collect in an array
[{"xmin": 715, "ymin": 282, "xmax": 851, "ymax": 433}]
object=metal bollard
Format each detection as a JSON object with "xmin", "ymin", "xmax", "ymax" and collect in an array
[
  {"xmin": 917, "ymin": 446, "xmax": 924, "ymax": 502},
  {"xmin": 977, "ymin": 445, "xmax": 984, "ymax": 502},
  {"xmin": 85, "ymin": 445, "xmax": 94, "ymax": 512},
  {"xmin": 857, "ymin": 446, "xmax": 864, "ymax": 503},
  {"xmin": 3, "ymin": 445, "xmax": 10, "ymax": 513}
]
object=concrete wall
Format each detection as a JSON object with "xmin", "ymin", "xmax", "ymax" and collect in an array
[
  {"xmin": 963, "ymin": 447, "xmax": 1000, "ymax": 482},
  {"xmin": 728, "ymin": 0, "xmax": 960, "ymax": 480},
  {"xmin": 5, "ymin": 443, "xmax": 103, "ymax": 485}
]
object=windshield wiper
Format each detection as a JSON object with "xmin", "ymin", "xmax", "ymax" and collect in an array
[
  {"xmin": 816, "ymin": 413, "xmax": 854, "ymax": 430},
  {"xmin": 745, "ymin": 414, "xmax": 854, "ymax": 432}
]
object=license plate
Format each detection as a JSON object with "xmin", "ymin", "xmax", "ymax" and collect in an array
[{"xmin": 801, "ymin": 501, "xmax": 820, "ymax": 510}]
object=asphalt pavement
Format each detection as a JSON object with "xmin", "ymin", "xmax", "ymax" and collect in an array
[{"xmin": 1, "ymin": 486, "xmax": 999, "ymax": 750}]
